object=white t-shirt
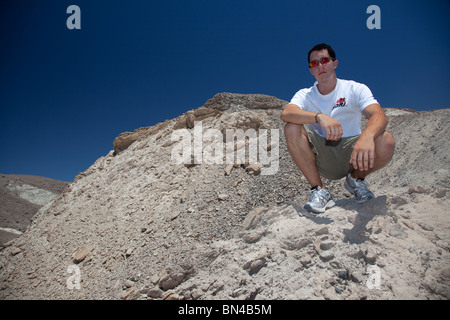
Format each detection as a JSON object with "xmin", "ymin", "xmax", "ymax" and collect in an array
[{"xmin": 289, "ymin": 79, "xmax": 378, "ymax": 138}]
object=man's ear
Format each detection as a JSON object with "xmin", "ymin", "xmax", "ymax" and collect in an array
[{"xmin": 333, "ymin": 59, "xmax": 338, "ymax": 69}]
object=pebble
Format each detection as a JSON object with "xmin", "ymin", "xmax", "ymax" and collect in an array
[
  {"xmin": 10, "ymin": 247, "xmax": 22, "ymax": 256},
  {"xmin": 218, "ymin": 194, "xmax": 229, "ymax": 201},
  {"xmin": 147, "ymin": 286, "xmax": 163, "ymax": 298},
  {"xmin": 170, "ymin": 211, "xmax": 180, "ymax": 220},
  {"xmin": 73, "ymin": 245, "xmax": 92, "ymax": 263},
  {"xmin": 319, "ymin": 251, "xmax": 335, "ymax": 261},
  {"xmin": 121, "ymin": 287, "xmax": 140, "ymax": 300},
  {"xmin": 389, "ymin": 224, "xmax": 407, "ymax": 238},
  {"xmin": 350, "ymin": 271, "xmax": 364, "ymax": 284},
  {"xmin": 320, "ymin": 240, "xmax": 335, "ymax": 251},
  {"xmin": 315, "ymin": 226, "xmax": 329, "ymax": 236},
  {"xmin": 191, "ymin": 289, "xmax": 204, "ymax": 300},
  {"xmin": 243, "ymin": 231, "xmax": 263, "ymax": 243},
  {"xmin": 124, "ymin": 279, "xmax": 134, "ymax": 288}
]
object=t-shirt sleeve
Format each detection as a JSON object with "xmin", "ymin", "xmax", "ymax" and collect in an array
[
  {"xmin": 355, "ymin": 83, "xmax": 378, "ymax": 111},
  {"xmin": 289, "ymin": 90, "xmax": 306, "ymax": 109}
]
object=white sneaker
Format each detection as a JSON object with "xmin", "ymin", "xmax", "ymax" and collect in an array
[
  {"xmin": 303, "ymin": 186, "xmax": 336, "ymax": 214},
  {"xmin": 344, "ymin": 173, "xmax": 375, "ymax": 204}
]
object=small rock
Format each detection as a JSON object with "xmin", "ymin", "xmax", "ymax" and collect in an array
[
  {"xmin": 330, "ymin": 261, "xmax": 343, "ymax": 269},
  {"xmin": 218, "ymin": 194, "xmax": 229, "ymax": 201},
  {"xmin": 162, "ymin": 290, "xmax": 179, "ymax": 300},
  {"xmin": 150, "ymin": 274, "xmax": 160, "ymax": 284},
  {"xmin": 160, "ymin": 278, "xmax": 178, "ymax": 290},
  {"xmin": 315, "ymin": 226, "xmax": 329, "ymax": 236},
  {"xmin": 147, "ymin": 286, "xmax": 163, "ymax": 298},
  {"xmin": 224, "ymin": 164, "xmax": 234, "ymax": 176},
  {"xmin": 365, "ymin": 247, "xmax": 377, "ymax": 264},
  {"xmin": 319, "ymin": 251, "xmax": 335, "ymax": 261},
  {"xmin": 390, "ymin": 196, "xmax": 407, "ymax": 207},
  {"xmin": 230, "ymin": 288, "xmax": 244, "ymax": 298},
  {"xmin": 245, "ymin": 163, "xmax": 263, "ymax": 175},
  {"xmin": 249, "ymin": 259, "xmax": 266, "ymax": 275},
  {"xmin": 300, "ymin": 254, "xmax": 312, "ymax": 267},
  {"xmin": 418, "ymin": 222, "xmax": 434, "ymax": 231},
  {"xmin": 126, "ymin": 247, "xmax": 134, "ymax": 257},
  {"xmin": 170, "ymin": 211, "xmax": 180, "ymax": 220},
  {"xmin": 439, "ymin": 268, "xmax": 450, "ymax": 280},
  {"xmin": 243, "ymin": 231, "xmax": 263, "ymax": 243},
  {"xmin": 415, "ymin": 186, "xmax": 427, "ymax": 193},
  {"xmin": 10, "ymin": 247, "xmax": 22, "ymax": 256},
  {"xmin": 402, "ymin": 219, "xmax": 415, "ymax": 230},
  {"xmin": 190, "ymin": 289, "xmax": 204, "ymax": 300},
  {"xmin": 408, "ymin": 186, "xmax": 427, "ymax": 194},
  {"xmin": 158, "ymin": 268, "xmax": 185, "ymax": 290},
  {"xmin": 359, "ymin": 244, "xmax": 377, "ymax": 263},
  {"xmin": 389, "ymin": 223, "xmax": 407, "ymax": 238},
  {"xmin": 208, "ymin": 280, "xmax": 225, "ymax": 295},
  {"xmin": 350, "ymin": 271, "xmax": 364, "ymax": 284},
  {"xmin": 242, "ymin": 207, "xmax": 268, "ymax": 230},
  {"xmin": 435, "ymin": 189, "xmax": 446, "ymax": 198},
  {"xmin": 73, "ymin": 245, "xmax": 92, "ymax": 263},
  {"xmin": 320, "ymin": 240, "xmax": 335, "ymax": 251},
  {"xmin": 121, "ymin": 286, "xmax": 140, "ymax": 300},
  {"xmin": 243, "ymin": 258, "xmax": 267, "ymax": 275},
  {"xmin": 124, "ymin": 279, "xmax": 134, "ymax": 288},
  {"xmin": 180, "ymin": 191, "xmax": 187, "ymax": 203},
  {"xmin": 337, "ymin": 270, "xmax": 349, "ymax": 280},
  {"xmin": 3, "ymin": 239, "xmax": 15, "ymax": 247}
]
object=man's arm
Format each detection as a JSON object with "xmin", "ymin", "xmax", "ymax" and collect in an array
[
  {"xmin": 280, "ymin": 104, "xmax": 343, "ymax": 141},
  {"xmin": 280, "ymin": 104, "xmax": 317, "ymax": 124},
  {"xmin": 349, "ymin": 103, "xmax": 388, "ymax": 171}
]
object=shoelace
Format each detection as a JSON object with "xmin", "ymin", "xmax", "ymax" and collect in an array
[
  {"xmin": 354, "ymin": 179, "xmax": 371, "ymax": 196},
  {"xmin": 310, "ymin": 188, "xmax": 328, "ymax": 204}
]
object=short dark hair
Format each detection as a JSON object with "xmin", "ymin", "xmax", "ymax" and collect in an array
[{"xmin": 308, "ymin": 43, "xmax": 336, "ymax": 63}]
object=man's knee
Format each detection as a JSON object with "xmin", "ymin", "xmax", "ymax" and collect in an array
[
  {"xmin": 376, "ymin": 131, "xmax": 395, "ymax": 162},
  {"xmin": 284, "ymin": 123, "xmax": 307, "ymax": 142}
]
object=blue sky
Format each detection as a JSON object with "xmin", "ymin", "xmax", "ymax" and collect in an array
[{"xmin": 0, "ymin": 0, "xmax": 449, "ymax": 182}]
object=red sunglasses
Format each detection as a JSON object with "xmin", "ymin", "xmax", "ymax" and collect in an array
[{"xmin": 309, "ymin": 56, "xmax": 335, "ymax": 68}]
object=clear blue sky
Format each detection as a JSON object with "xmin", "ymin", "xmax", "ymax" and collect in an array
[{"xmin": 1, "ymin": 0, "xmax": 449, "ymax": 182}]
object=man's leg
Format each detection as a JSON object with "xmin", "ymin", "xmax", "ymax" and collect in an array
[
  {"xmin": 351, "ymin": 131, "xmax": 395, "ymax": 179},
  {"xmin": 345, "ymin": 131, "xmax": 395, "ymax": 203},
  {"xmin": 284, "ymin": 123, "xmax": 335, "ymax": 213},
  {"xmin": 284, "ymin": 123, "xmax": 322, "ymax": 188}
]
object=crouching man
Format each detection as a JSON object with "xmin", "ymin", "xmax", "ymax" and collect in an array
[{"xmin": 280, "ymin": 43, "xmax": 395, "ymax": 213}]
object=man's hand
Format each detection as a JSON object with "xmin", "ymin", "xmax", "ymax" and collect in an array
[
  {"xmin": 350, "ymin": 132, "xmax": 375, "ymax": 171},
  {"xmin": 349, "ymin": 103, "xmax": 388, "ymax": 172},
  {"xmin": 317, "ymin": 113, "xmax": 343, "ymax": 141}
]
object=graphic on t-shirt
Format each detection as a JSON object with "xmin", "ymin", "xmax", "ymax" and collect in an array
[{"xmin": 332, "ymin": 97, "xmax": 347, "ymax": 110}]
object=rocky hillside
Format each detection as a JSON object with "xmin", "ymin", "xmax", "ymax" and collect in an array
[
  {"xmin": 0, "ymin": 93, "xmax": 449, "ymax": 300},
  {"xmin": 0, "ymin": 174, "xmax": 69, "ymax": 246}
]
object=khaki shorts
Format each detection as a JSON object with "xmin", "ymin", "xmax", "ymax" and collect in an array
[{"xmin": 304, "ymin": 124, "xmax": 360, "ymax": 180}]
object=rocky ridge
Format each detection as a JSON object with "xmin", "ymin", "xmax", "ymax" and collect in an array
[
  {"xmin": 0, "ymin": 174, "xmax": 69, "ymax": 246},
  {"xmin": 0, "ymin": 93, "xmax": 449, "ymax": 300}
]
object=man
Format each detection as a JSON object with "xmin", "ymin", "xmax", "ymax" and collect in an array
[{"xmin": 280, "ymin": 43, "xmax": 395, "ymax": 213}]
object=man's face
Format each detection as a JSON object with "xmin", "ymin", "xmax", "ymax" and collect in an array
[{"xmin": 309, "ymin": 49, "xmax": 338, "ymax": 82}]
